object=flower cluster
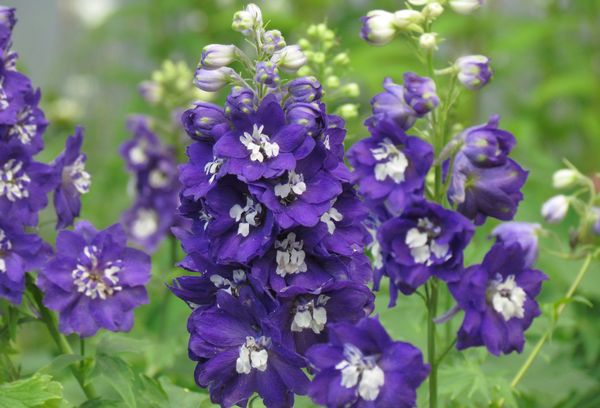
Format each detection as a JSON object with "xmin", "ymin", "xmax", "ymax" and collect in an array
[
  {"xmin": 171, "ymin": 4, "xmax": 430, "ymax": 407},
  {"xmin": 356, "ymin": 0, "xmax": 547, "ymax": 360}
]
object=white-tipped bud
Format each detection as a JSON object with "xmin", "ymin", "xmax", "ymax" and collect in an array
[
  {"xmin": 360, "ymin": 10, "xmax": 397, "ymax": 46},
  {"xmin": 393, "ymin": 10, "xmax": 424, "ymax": 31},
  {"xmin": 541, "ymin": 195, "xmax": 570, "ymax": 224},
  {"xmin": 232, "ymin": 3, "xmax": 263, "ymax": 35},
  {"xmin": 419, "ymin": 33, "xmax": 439, "ymax": 50},
  {"xmin": 424, "ymin": 3, "xmax": 444, "ymax": 19},
  {"xmin": 552, "ymin": 169, "xmax": 580, "ymax": 189},
  {"xmin": 201, "ymin": 44, "xmax": 237, "ymax": 69},
  {"xmin": 272, "ymin": 45, "xmax": 307, "ymax": 73},
  {"xmin": 194, "ymin": 67, "xmax": 235, "ymax": 92},
  {"xmin": 449, "ymin": 0, "xmax": 483, "ymax": 15}
]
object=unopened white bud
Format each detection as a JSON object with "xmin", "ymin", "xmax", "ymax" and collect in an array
[
  {"xmin": 449, "ymin": 0, "xmax": 483, "ymax": 15},
  {"xmin": 194, "ymin": 67, "xmax": 235, "ymax": 92},
  {"xmin": 419, "ymin": 33, "xmax": 438, "ymax": 50},
  {"xmin": 201, "ymin": 44, "xmax": 237, "ymax": 69},
  {"xmin": 232, "ymin": 3, "xmax": 263, "ymax": 35},
  {"xmin": 407, "ymin": 0, "xmax": 429, "ymax": 5},
  {"xmin": 541, "ymin": 195, "xmax": 570, "ymax": 224},
  {"xmin": 272, "ymin": 45, "xmax": 307, "ymax": 73},
  {"xmin": 424, "ymin": 3, "xmax": 444, "ymax": 19},
  {"xmin": 393, "ymin": 10, "xmax": 424, "ymax": 31},
  {"xmin": 361, "ymin": 10, "xmax": 397, "ymax": 46},
  {"xmin": 552, "ymin": 169, "xmax": 580, "ymax": 189}
]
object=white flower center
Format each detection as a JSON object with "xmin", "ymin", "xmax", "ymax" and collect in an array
[
  {"xmin": 204, "ymin": 157, "xmax": 224, "ymax": 184},
  {"xmin": 149, "ymin": 167, "xmax": 171, "ymax": 189},
  {"xmin": 0, "ymin": 229, "xmax": 12, "ymax": 274},
  {"xmin": 274, "ymin": 170, "xmax": 306, "ymax": 202},
  {"xmin": 367, "ymin": 228, "xmax": 383, "ymax": 269},
  {"xmin": 371, "ymin": 138, "xmax": 408, "ymax": 183},
  {"xmin": 0, "ymin": 159, "xmax": 31, "ymax": 202},
  {"xmin": 335, "ymin": 344, "xmax": 385, "ymax": 401},
  {"xmin": 229, "ymin": 196, "xmax": 262, "ymax": 237},
  {"xmin": 275, "ymin": 232, "xmax": 307, "ymax": 277},
  {"xmin": 0, "ymin": 79, "xmax": 8, "ymax": 111},
  {"xmin": 71, "ymin": 245, "xmax": 123, "ymax": 300},
  {"xmin": 129, "ymin": 145, "xmax": 147, "ymax": 165},
  {"xmin": 210, "ymin": 269, "xmax": 246, "ymax": 295},
  {"xmin": 320, "ymin": 206, "xmax": 343, "ymax": 234},
  {"xmin": 63, "ymin": 155, "xmax": 91, "ymax": 194},
  {"xmin": 405, "ymin": 217, "xmax": 450, "ymax": 266},
  {"xmin": 9, "ymin": 108, "xmax": 37, "ymax": 144},
  {"xmin": 236, "ymin": 336, "xmax": 271, "ymax": 374},
  {"xmin": 240, "ymin": 124, "xmax": 280, "ymax": 162},
  {"xmin": 487, "ymin": 274, "xmax": 526, "ymax": 321},
  {"xmin": 131, "ymin": 208, "xmax": 158, "ymax": 239},
  {"xmin": 291, "ymin": 295, "xmax": 330, "ymax": 334}
]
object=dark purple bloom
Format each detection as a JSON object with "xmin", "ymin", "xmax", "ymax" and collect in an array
[
  {"xmin": 376, "ymin": 201, "xmax": 474, "ymax": 301},
  {"xmin": 181, "ymin": 102, "xmax": 230, "ymax": 142},
  {"xmin": 491, "ymin": 222, "xmax": 540, "ymax": 268},
  {"xmin": 0, "ymin": 221, "xmax": 51, "ymax": 304},
  {"xmin": 286, "ymin": 76, "xmax": 322, "ymax": 103},
  {"xmin": 272, "ymin": 280, "xmax": 374, "ymax": 355},
  {"xmin": 179, "ymin": 140, "xmax": 227, "ymax": 201},
  {"xmin": 38, "ymin": 221, "xmax": 151, "ymax": 337},
  {"xmin": 188, "ymin": 291, "xmax": 309, "ymax": 408},
  {"xmin": 255, "ymin": 61, "xmax": 280, "ymax": 88},
  {"xmin": 0, "ymin": 7, "xmax": 16, "ymax": 52},
  {"xmin": 447, "ymin": 151, "xmax": 528, "ymax": 225},
  {"xmin": 0, "ymin": 145, "xmax": 56, "ymax": 226},
  {"xmin": 449, "ymin": 243, "xmax": 547, "ymax": 355},
  {"xmin": 306, "ymin": 317, "xmax": 429, "ymax": 407},
  {"xmin": 119, "ymin": 116, "xmax": 162, "ymax": 172},
  {"xmin": 402, "ymin": 72, "xmax": 439, "ymax": 117},
  {"xmin": 214, "ymin": 94, "xmax": 315, "ymax": 182},
  {"xmin": 250, "ymin": 150, "xmax": 342, "ymax": 229},
  {"xmin": 455, "ymin": 55, "xmax": 492, "ymax": 90},
  {"xmin": 347, "ymin": 119, "xmax": 433, "ymax": 216},
  {"xmin": 52, "ymin": 127, "xmax": 91, "ymax": 229},
  {"xmin": 458, "ymin": 116, "xmax": 516, "ymax": 167},
  {"xmin": 370, "ymin": 78, "xmax": 417, "ymax": 131}
]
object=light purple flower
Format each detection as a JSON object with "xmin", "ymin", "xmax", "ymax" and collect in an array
[
  {"xmin": 491, "ymin": 222, "xmax": 540, "ymax": 268},
  {"xmin": 402, "ymin": 72, "xmax": 439, "ymax": 117},
  {"xmin": 455, "ymin": 55, "xmax": 492, "ymax": 90}
]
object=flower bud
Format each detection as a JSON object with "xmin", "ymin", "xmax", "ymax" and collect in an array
[
  {"xmin": 194, "ymin": 67, "xmax": 234, "ymax": 92},
  {"xmin": 552, "ymin": 169, "xmax": 580, "ymax": 189},
  {"xmin": 201, "ymin": 44, "xmax": 237, "ymax": 69},
  {"xmin": 541, "ymin": 195, "xmax": 569, "ymax": 224},
  {"xmin": 326, "ymin": 76, "xmax": 340, "ymax": 89},
  {"xmin": 272, "ymin": 45, "xmax": 307, "ymax": 73},
  {"xmin": 407, "ymin": 0, "xmax": 428, "ymax": 5},
  {"xmin": 262, "ymin": 30, "xmax": 286, "ymax": 54},
  {"xmin": 371, "ymin": 77, "xmax": 417, "ymax": 130},
  {"xmin": 225, "ymin": 86, "xmax": 255, "ymax": 116},
  {"xmin": 449, "ymin": 0, "xmax": 483, "ymax": 15},
  {"xmin": 287, "ymin": 77, "xmax": 322, "ymax": 103},
  {"xmin": 232, "ymin": 3, "xmax": 262, "ymax": 35},
  {"xmin": 336, "ymin": 103, "xmax": 359, "ymax": 119},
  {"xmin": 424, "ymin": 3, "xmax": 444, "ymax": 19},
  {"xmin": 181, "ymin": 102, "xmax": 230, "ymax": 141},
  {"xmin": 255, "ymin": 61, "xmax": 280, "ymax": 87},
  {"xmin": 341, "ymin": 83, "xmax": 360, "ymax": 98},
  {"xmin": 286, "ymin": 102, "xmax": 326, "ymax": 136},
  {"xmin": 419, "ymin": 33, "xmax": 438, "ymax": 50},
  {"xmin": 403, "ymin": 72, "xmax": 439, "ymax": 117},
  {"xmin": 138, "ymin": 81, "xmax": 161, "ymax": 104},
  {"xmin": 455, "ymin": 55, "xmax": 492, "ymax": 90},
  {"xmin": 360, "ymin": 10, "xmax": 397, "ymax": 46},
  {"xmin": 332, "ymin": 53, "xmax": 350, "ymax": 66},
  {"xmin": 393, "ymin": 10, "xmax": 424, "ymax": 31}
]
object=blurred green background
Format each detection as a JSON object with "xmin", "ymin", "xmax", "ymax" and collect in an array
[{"xmin": 4, "ymin": 0, "xmax": 600, "ymax": 406}]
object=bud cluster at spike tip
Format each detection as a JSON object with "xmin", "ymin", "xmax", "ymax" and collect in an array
[
  {"xmin": 169, "ymin": 4, "xmax": 430, "ymax": 408},
  {"xmin": 0, "ymin": 6, "xmax": 152, "ymax": 342}
]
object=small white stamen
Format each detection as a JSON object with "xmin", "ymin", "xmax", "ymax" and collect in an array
[
  {"xmin": 204, "ymin": 157, "xmax": 224, "ymax": 184},
  {"xmin": 71, "ymin": 245, "xmax": 123, "ymax": 300},
  {"xmin": 487, "ymin": 274, "xmax": 526, "ymax": 321},
  {"xmin": 129, "ymin": 145, "xmax": 147, "ymax": 165},
  {"xmin": 240, "ymin": 124, "xmax": 280, "ymax": 162},
  {"xmin": 63, "ymin": 155, "xmax": 91, "ymax": 194},
  {"xmin": 371, "ymin": 138, "xmax": 409, "ymax": 183},
  {"xmin": 0, "ymin": 159, "xmax": 31, "ymax": 202},
  {"xmin": 131, "ymin": 208, "xmax": 158, "ymax": 239},
  {"xmin": 0, "ymin": 229, "xmax": 11, "ymax": 274},
  {"xmin": 9, "ymin": 108, "xmax": 37, "ymax": 144},
  {"xmin": 149, "ymin": 168, "xmax": 170, "ymax": 189},
  {"xmin": 275, "ymin": 232, "xmax": 307, "ymax": 277},
  {"xmin": 320, "ymin": 206, "xmax": 343, "ymax": 234},
  {"xmin": 229, "ymin": 196, "xmax": 262, "ymax": 237},
  {"xmin": 236, "ymin": 336, "xmax": 271, "ymax": 374},
  {"xmin": 335, "ymin": 344, "xmax": 385, "ymax": 401},
  {"xmin": 274, "ymin": 171, "xmax": 306, "ymax": 201},
  {"xmin": 405, "ymin": 217, "xmax": 450, "ymax": 266},
  {"xmin": 291, "ymin": 295, "xmax": 330, "ymax": 333}
]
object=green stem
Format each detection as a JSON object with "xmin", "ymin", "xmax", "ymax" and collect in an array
[
  {"xmin": 427, "ymin": 280, "xmax": 439, "ymax": 408},
  {"xmin": 26, "ymin": 276, "xmax": 97, "ymax": 399},
  {"xmin": 510, "ymin": 253, "xmax": 594, "ymax": 388}
]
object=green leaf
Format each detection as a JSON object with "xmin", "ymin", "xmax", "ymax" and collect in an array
[
  {"xmin": 79, "ymin": 398, "xmax": 121, "ymax": 408},
  {"xmin": 158, "ymin": 378, "xmax": 211, "ymax": 408},
  {"xmin": 38, "ymin": 354, "xmax": 85, "ymax": 376},
  {"xmin": 94, "ymin": 356, "xmax": 136, "ymax": 408},
  {"xmin": 95, "ymin": 333, "xmax": 149, "ymax": 356},
  {"xmin": 0, "ymin": 373, "xmax": 63, "ymax": 408}
]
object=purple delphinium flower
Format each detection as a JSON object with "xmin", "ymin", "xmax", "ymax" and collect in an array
[
  {"xmin": 188, "ymin": 291, "xmax": 309, "ymax": 408},
  {"xmin": 272, "ymin": 280, "xmax": 374, "ymax": 355},
  {"xmin": 455, "ymin": 55, "xmax": 492, "ymax": 90},
  {"xmin": 120, "ymin": 195, "xmax": 177, "ymax": 252},
  {"xmin": 178, "ymin": 140, "xmax": 227, "ymax": 201},
  {"xmin": 402, "ymin": 72, "xmax": 439, "ymax": 117},
  {"xmin": 0, "ymin": 7, "xmax": 16, "ymax": 53},
  {"xmin": 286, "ymin": 76, "xmax": 322, "ymax": 103},
  {"xmin": 249, "ymin": 149, "xmax": 342, "ymax": 229},
  {"xmin": 52, "ymin": 127, "xmax": 91, "ymax": 229},
  {"xmin": 370, "ymin": 78, "xmax": 417, "ymax": 130},
  {"xmin": 0, "ymin": 221, "xmax": 51, "ymax": 304},
  {"xmin": 306, "ymin": 317, "xmax": 429, "ymax": 407},
  {"xmin": 491, "ymin": 222, "xmax": 540, "ymax": 268},
  {"xmin": 285, "ymin": 101, "xmax": 327, "ymax": 138},
  {"xmin": 119, "ymin": 116, "xmax": 162, "ymax": 172},
  {"xmin": 449, "ymin": 243, "xmax": 547, "ymax": 355},
  {"xmin": 347, "ymin": 118, "xmax": 433, "ymax": 216},
  {"xmin": 181, "ymin": 102, "xmax": 231, "ymax": 142},
  {"xmin": 38, "ymin": 221, "xmax": 151, "ymax": 337},
  {"xmin": 225, "ymin": 86, "xmax": 256, "ymax": 118},
  {"xmin": 376, "ymin": 201, "xmax": 474, "ymax": 302},
  {"xmin": 214, "ymin": 94, "xmax": 315, "ymax": 182},
  {"xmin": 458, "ymin": 116, "xmax": 516, "ymax": 167},
  {"xmin": 0, "ymin": 144, "xmax": 56, "ymax": 226}
]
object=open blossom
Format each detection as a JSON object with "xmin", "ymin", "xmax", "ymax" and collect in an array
[
  {"xmin": 449, "ymin": 243, "xmax": 547, "ymax": 355},
  {"xmin": 306, "ymin": 317, "xmax": 429, "ymax": 408},
  {"xmin": 369, "ymin": 78, "xmax": 416, "ymax": 130},
  {"xmin": 0, "ymin": 221, "xmax": 51, "ymax": 304},
  {"xmin": 347, "ymin": 118, "xmax": 433, "ymax": 216},
  {"xmin": 38, "ymin": 221, "xmax": 151, "ymax": 337},
  {"xmin": 188, "ymin": 291, "xmax": 308, "ymax": 408},
  {"xmin": 52, "ymin": 127, "xmax": 91, "ymax": 229},
  {"xmin": 376, "ymin": 201, "xmax": 474, "ymax": 302}
]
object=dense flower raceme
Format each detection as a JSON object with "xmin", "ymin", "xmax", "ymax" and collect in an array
[
  {"xmin": 449, "ymin": 243, "xmax": 547, "ymax": 355},
  {"xmin": 119, "ymin": 116, "xmax": 181, "ymax": 252},
  {"xmin": 38, "ymin": 221, "xmax": 151, "ymax": 337},
  {"xmin": 306, "ymin": 317, "xmax": 429, "ymax": 407}
]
